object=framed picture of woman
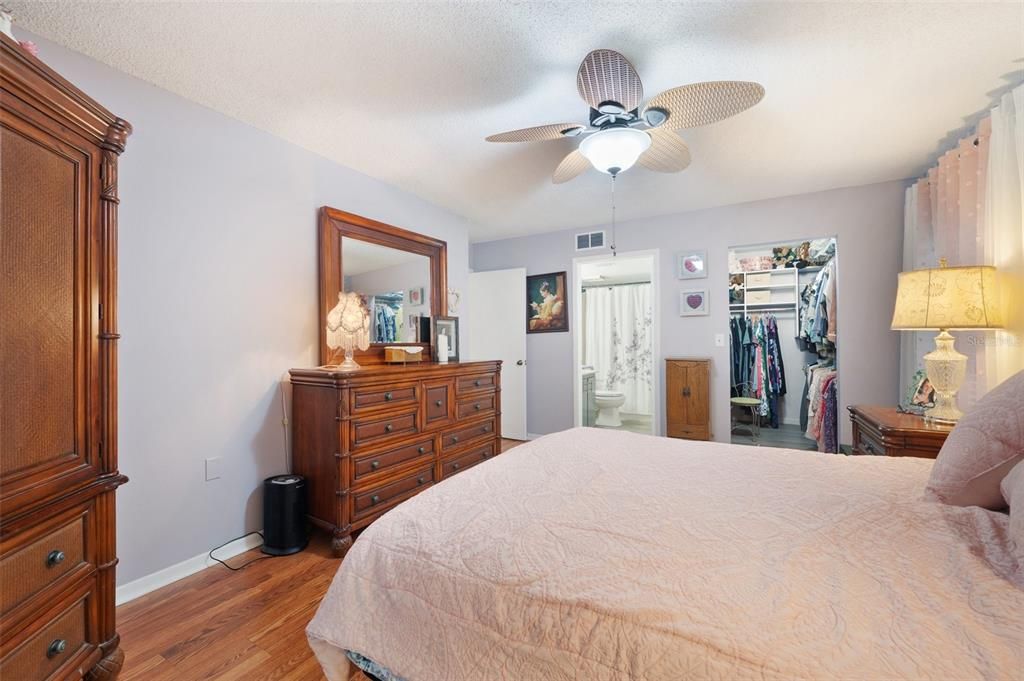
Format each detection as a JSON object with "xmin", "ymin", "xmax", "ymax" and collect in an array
[{"xmin": 526, "ymin": 271, "xmax": 568, "ymax": 333}]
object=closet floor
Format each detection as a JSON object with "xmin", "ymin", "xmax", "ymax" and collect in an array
[{"xmin": 731, "ymin": 423, "xmax": 818, "ymax": 450}]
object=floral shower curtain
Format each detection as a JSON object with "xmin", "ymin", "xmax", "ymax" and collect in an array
[
  {"xmin": 583, "ymin": 283, "xmax": 653, "ymax": 415},
  {"xmin": 900, "ymin": 83, "xmax": 1024, "ymax": 407}
]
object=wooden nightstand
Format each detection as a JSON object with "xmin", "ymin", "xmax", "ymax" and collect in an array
[{"xmin": 848, "ymin": 405, "xmax": 954, "ymax": 459}]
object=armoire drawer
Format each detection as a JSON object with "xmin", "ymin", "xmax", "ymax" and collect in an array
[
  {"xmin": 1, "ymin": 513, "xmax": 87, "ymax": 616},
  {"xmin": 351, "ymin": 382, "xmax": 418, "ymax": 413},
  {"xmin": 352, "ymin": 466, "xmax": 435, "ymax": 519},
  {"xmin": 350, "ymin": 409, "xmax": 419, "ymax": 450},
  {"xmin": 456, "ymin": 393, "xmax": 495, "ymax": 420},
  {"xmin": 456, "ymin": 373, "xmax": 496, "ymax": 394},
  {"xmin": 352, "ymin": 438, "xmax": 434, "ymax": 481},
  {"xmin": 0, "ymin": 595, "xmax": 87, "ymax": 681},
  {"xmin": 441, "ymin": 441, "xmax": 495, "ymax": 478},
  {"xmin": 441, "ymin": 417, "xmax": 496, "ymax": 452}
]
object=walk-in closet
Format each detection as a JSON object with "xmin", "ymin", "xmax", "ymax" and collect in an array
[{"xmin": 727, "ymin": 238, "xmax": 839, "ymax": 452}]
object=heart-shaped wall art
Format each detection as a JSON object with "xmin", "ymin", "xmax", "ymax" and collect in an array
[{"xmin": 686, "ymin": 293, "xmax": 704, "ymax": 309}]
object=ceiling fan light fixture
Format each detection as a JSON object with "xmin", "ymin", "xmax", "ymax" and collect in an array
[{"xmin": 578, "ymin": 127, "xmax": 651, "ymax": 175}]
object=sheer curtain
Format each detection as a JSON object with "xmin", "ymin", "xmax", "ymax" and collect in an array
[
  {"xmin": 900, "ymin": 82, "xmax": 1024, "ymax": 405},
  {"xmin": 583, "ymin": 283, "xmax": 653, "ymax": 415}
]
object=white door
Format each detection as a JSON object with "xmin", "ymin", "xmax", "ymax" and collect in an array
[{"xmin": 465, "ymin": 268, "xmax": 527, "ymax": 440}]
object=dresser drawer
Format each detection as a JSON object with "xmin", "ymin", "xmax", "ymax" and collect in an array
[
  {"xmin": 441, "ymin": 441, "xmax": 496, "ymax": 478},
  {"xmin": 456, "ymin": 393, "xmax": 496, "ymax": 420},
  {"xmin": 456, "ymin": 372, "xmax": 496, "ymax": 394},
  {"xmin": 1, "ymin": 514, "xmax": 86, "ymax": 615},
  {"xmin": 853, "ymin": 424, "xmax": 888, "ymax": 456},
  {"xmin": 0, "ymin": 596, "xmax": 87, "ymax": 681},
  {"xmin": 424, "ymin": 383, "xmax": 450, "ymax": 426},
  {"xmin": 352, "ymin": 466, "xmax": 434, "ymax": 519},
  {"xmin": 352, "ymin": 438, "xmax": 434, "ymax": 481},
  {"xmin": 351, "ymin": 382, "xmax": 418, "ymax": 413},
  {"xmin": 441, "ymin": 417, "xmax": 496, "ymax": 452},
  {"xmin": 351, "ymin": 409, "xmax": 418, "ymax": 450}
]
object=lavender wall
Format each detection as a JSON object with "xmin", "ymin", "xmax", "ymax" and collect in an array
[
  {"xmin": 24, "ymin": 33, "xmax": 473, "ymax": 585},
  {"xmin": 472, "ymin": 180, "xmax": 908, "ymax": 444}
]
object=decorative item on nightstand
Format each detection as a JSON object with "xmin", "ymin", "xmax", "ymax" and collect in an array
[
  {"xmin": 326, "ymin": 291, "xmax": 371, "ymax": 370},
  {"xmin": 891, "ymin": 259, "xmax": 1003, "ymax": 424}
]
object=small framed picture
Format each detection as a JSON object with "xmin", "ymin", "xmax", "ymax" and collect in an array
[
  {"xmin": 408, "ymin": 287, "xmax": 426, "ymax": 306},
  {"xmin": 432, "ymin": 316, "xmax": 459, "ymax": 362},
  {"xmin": 677, "ymin": 249, "xmax": 707, "ymax": 280},
  {"xmin": 526, "ymin": 271, "xmax": 569, "ymax": 333},
  {"xmin": 904, "ymin": 369, "xmax": 935, "ymax": 412},
  {"xmin": 680, "ymin": 288, "xmax": 709, "ymax": 316}
]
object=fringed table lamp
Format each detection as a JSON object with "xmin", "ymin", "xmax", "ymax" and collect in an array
[
  {"xmin": 326, "ymin": 291, "xmax": 370, "ymax": 370},
  {"xmin": 891, "ymin": 259, "xmax": 1003, "ymax": 424}
]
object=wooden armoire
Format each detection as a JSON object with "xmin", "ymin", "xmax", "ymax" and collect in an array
[
  {"xmin": 666, "ymin": 358, "xmax": 712, "ymax": 441},
  {"xmin": 1, "ymin": 34, "xmax": 130, "ymax": 680}
]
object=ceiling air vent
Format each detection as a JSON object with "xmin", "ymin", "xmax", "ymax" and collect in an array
[{"xmin": 575, "ymin": 230, "xmax": 606, "ymax": 251}]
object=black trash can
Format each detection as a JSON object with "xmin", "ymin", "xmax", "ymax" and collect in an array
[{"xmin": 262, "ymin": 474, "xmax": 308, "ymax": 555}]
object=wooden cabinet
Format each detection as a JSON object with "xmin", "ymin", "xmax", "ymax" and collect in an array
[
  {"xmin": 0, "ymin": 34, "xmax": 130, "ymax": 680},
  {"xmin": 848, "ymin": 405, "xmax": 952, "ymax": 459},
  {"xmin": 666, "ymin": 358, "xmax": 711, "ymax": 441},
  {"xmin": 289, "ymin": 361, "xmax": 502, "ymax": 557}
]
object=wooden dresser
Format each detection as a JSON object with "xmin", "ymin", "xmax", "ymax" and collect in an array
[
  {"xmin": 666, "ymin": 358, "xmax": 712, "ymax": 441},
  {"xmin": 1, "ymin": 35, "xmax": 130, "ymax": 680},
  {"xmin": 290, "ymin": 361, "xmax": 502, "ymax": 556},
  {"xmin": 848, "ymin": 405, "xmax": 953, "ymax": 459}
]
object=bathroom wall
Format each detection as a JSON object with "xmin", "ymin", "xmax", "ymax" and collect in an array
[{"xmin": 471, "ymin": 180, "xmax": 907, "ymax": 445}]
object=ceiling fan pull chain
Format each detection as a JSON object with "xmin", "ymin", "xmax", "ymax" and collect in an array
[{"xmin": 610, "ymin": 174, "xmax": 617, "ymax": 257}]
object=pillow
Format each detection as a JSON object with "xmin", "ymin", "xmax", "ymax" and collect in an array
[
  {"xmin": 925, "ymin": 370, "xmax": 1024, "ymax": 509},
  {"xmin": 1000, "ymin": 459, "xmax": 1024, "ymax": 561}
]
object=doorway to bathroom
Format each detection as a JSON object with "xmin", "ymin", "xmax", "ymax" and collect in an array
[{"xmin": 573, "ymin": 251, "xmax": 659, "ymax": 435}]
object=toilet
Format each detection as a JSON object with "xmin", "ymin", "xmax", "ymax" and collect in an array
[{"xmin": 594, "ymin": 390, "xmax": 626, "ymax": 427}]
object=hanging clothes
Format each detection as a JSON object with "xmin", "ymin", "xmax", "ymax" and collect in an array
[
  {"xmin": 798, "ymin": 257, "xmax": 837, "ymax": 355},
  {"xmin": 730, "ymin": 313, "xmax": 787, "ymax": 428},
  {"xmin": 373, "ymin": 302, "xmax": 397, "ymax": 343},
  {"xmin": 804, "ymin": 362, "xmax": 839, "ymax": 453}
]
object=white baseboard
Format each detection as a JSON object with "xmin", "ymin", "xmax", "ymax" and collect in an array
[
  {"xmin": 115, "ymin": 532, "xmax": 263, "ymax": 606},
  {"xmin": 526, "ymin": 432, "xmax": 544, "ymax": 440}
]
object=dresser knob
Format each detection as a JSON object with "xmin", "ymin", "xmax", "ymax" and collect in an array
[
  {"xmin": 481, "ymin": 452, "xmax": 489, "ymax": 459},
  {"xmin": 483, "ymin": 425, "xmax": 491, "ymax": 433},
  {"xmin": 474, "ymin": 403, "xmax": 481, "ymax": 410},
  {"xmin": 370, "ymin": 461, "xmax": 379, "ymax": 470},
  {"xmin": 384, "ymin": 392, "xmax": 393, "ymax": 401},
  {"xmin": 417, "ymin": 476, "xmax": 426, "ymax": 485},
  {"xmin": 46, "ymin": 550, "xmax": 66, "ymax": 568},
  {"xmin": 452, "ymin": 463, "xmax": 460, "ymax": 470},
  {"xmin": 435, "ymin": 400, "xmax": 443, "ymax": 407},
  {"xmin": 418, "ymin": 446, "xmax": 426, "ymax": 454},
  {"xmin": 384, "ymin": 424, "xmax": 393, "ymax": 433},
  {"xmin": 47, "ymin": 639, "xmax": 67, "ymax": 659},
  {"xmin": 451, "ymin": 435, "xmax": 459, "ymax": 443},
  {"xmin": 370, "ymin": 495, "xmax": 380, "ymax": 505},
  {"xmin": 474, "ymin": 380, "xmax": 481, "ymax": 387}
]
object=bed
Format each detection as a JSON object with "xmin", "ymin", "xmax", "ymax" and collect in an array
[{"xmin": 307, "ymin": 427, "xmax": 1023, "ymax": 681}]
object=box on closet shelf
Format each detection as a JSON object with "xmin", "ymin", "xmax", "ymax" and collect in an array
[
  {"xmin": 746, "ymin": 273, "xmax": 772, "ymax": 287},
  {"xmin": 746, "ymin": 290, "xmax": 773, "ymax": 304}
]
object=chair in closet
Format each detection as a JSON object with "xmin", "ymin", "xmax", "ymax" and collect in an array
[{"xmin": 730, "ymin": 380, "xmax": 762, "ymax": 443}]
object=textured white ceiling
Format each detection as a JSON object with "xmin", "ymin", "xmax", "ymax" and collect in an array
[{"xmin": 11, "ymin": 2, "xmax": 1022, "ymax": 242}]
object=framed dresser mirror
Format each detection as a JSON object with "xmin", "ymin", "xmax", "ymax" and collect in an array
[{"xmin": 319, "ymin": 206, "xmax": 448, "ymax": 365}]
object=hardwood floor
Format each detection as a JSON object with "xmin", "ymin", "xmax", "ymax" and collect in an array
[{"xmin": 116, "ymin": 438, "xmax": 525, "ymax": 681}]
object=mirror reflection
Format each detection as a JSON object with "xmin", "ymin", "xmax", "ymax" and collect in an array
[{"xmin": 342, "ymin": 237, "xmax": 431, "ymax": 344}]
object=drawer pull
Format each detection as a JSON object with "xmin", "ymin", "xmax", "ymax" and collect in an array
[
  {"xmin": 370, "ymin": 460, "xmax": 380, "ymax": 470},
  {"xmin": 481, "ymin": 451, "xmax": 489, "ymax": 459},
  {"xmin": 384, "ymin": 424, "xmax": 393, "ymax": 433},
  {"xmin": 47, "ymin": 639, "xmax": 67, "ymax": 659},
  {"xmin": 46, "ymin": 550, "xmax": 66, "ymax": 568},
  {"xmin": 452, "ymin": 462, "xmax": 461, "ymax": 470},
  {"xmin": 435, "ymin": 400, "xmax": 443, "ymax": 407},
  {"xmin": 451, "ymin": 435, "xmax": 459, "ymax": 443},
  {"xmin": 474, "ymin": 403, "xmax": 481, "ymax": 410},
  {"xmin": 417, "ymin": 476, "xmax": 426, "ymax": 485},
  {"xmin": 418, "ymin": 446, "xmax": 426, "ymax": 454},
  {"xmin": 384, "ymin": 392, "xmax": 393, "ymax": 401},
  {"xmin": 482, "ymin": 425, "xmax": 491, "ymax": 433},
  {"xmin": 474, "ymin": 379, "xmax": 481, "ymax": 387},
  {"xmin": 862, "ymin": 440, "xmax": 878, "ymax": 455},
  {"xmin": 370, "ymin": 495, "xmax": 380, "ymax": 505}
]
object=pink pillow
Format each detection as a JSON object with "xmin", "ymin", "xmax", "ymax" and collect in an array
[
  {"xmin": 1000, "ymin": 460, "xmax": 1024, "ymax": 561},
  {"xmin": 925, "ymin": 370, "xmax": 1024, "ymax": 509}
]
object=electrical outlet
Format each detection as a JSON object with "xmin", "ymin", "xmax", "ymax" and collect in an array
[
  {"xmin": 205, "ymin": 457, "xmax": 222, "ymax": 481},
  {"xmin": 714, "ymin": 333, "xmax": 726, "ymax": 348}
]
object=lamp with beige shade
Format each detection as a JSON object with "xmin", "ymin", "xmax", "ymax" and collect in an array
[{"xmin": 891, "ymin": 259, "xmax": 1003, "ymax": 424}]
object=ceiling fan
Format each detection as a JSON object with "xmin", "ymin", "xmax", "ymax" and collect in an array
[{"xmin": 486, "ymin": 49, "xmax": 765, "ymax": 183}]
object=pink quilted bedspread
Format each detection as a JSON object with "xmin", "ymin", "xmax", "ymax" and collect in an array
[{"xmin": 308, "ymin": 428, "xmax": 1023, "ymax": 680}]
